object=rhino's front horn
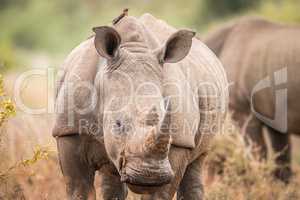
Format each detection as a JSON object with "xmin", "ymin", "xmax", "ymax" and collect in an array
[
  {"xmin": 159, "ymin": 97, "xmax": 171, "ymax": 133},
  {"xmin": 144, "ymin": 98, "xmax": 171, "ymax": 158}
]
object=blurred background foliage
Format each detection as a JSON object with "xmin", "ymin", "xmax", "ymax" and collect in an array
[{"xmin": 0, "ymin": 0, "xmax": 299, "ymax": 72}]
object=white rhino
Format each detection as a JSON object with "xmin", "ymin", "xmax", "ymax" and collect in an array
[{"xmin": 53, "ymin": 13, "xmax": 228, "ymax": 200}]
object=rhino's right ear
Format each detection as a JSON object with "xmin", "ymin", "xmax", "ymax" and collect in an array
[
  {"xmin": 93, "ymin": 26, "xmax": 121, "ymax": 60},
  {"xmin": 154, "ymin": 29, "xmax": 195, "ymax": 64}
]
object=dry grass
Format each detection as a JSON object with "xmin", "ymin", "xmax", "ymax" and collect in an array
[
  {"xmin": 3, "ymin": 115, "xmax": 300, "ymax": 200},
  {"xmin": 1, "ymin": 72, "xmax": 300, "ymax": 199},
  {"xmin": 205, "ymin": 131, "xmax": 300, "ymax": 200}
]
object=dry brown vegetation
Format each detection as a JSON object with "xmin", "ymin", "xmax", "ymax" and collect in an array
[
  {"xmin": 1, "ymin": 73, "xmax": 300, "ymax": 200},
  {"xmin": 205, "ymin": 132, "xmax": 300, "ymax": 200}
]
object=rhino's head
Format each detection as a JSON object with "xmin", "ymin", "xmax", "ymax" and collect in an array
[{"xmin": 93, "ymin": 25, "xmax": 194, "ymax": 193}]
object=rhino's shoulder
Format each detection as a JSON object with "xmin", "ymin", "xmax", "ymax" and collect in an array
[
  {"xmin": 61, "ymin": 38, "xmax": 96, "ymax": 73},
  {"xmin": 53, "ymin": 37, "xmax": 101, "ymax": 137},
  {"xmin": 56, "ymin": 38, "xmax": 98, "ymax": 97}
]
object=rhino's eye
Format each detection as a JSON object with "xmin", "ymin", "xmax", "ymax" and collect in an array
[
  {"xmin": 116, "ymin": 120, "xmax": 122, "ymax": 128},
  {"xmin": 112, "ymin": 117, "xmax": 132, "ymax": 135},
  {"xmin": 113, "ymin": 120, "xmax": 126, "ymax": 135}
]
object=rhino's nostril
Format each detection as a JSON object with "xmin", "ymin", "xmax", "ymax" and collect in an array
[
  {"xmin": 118, "ymin": 150, "xmax": 127, "ymax": 172},
  {"xmin": 118, "ymin": 158, "xmax": 123, "ymax": 172},
  {"xmin": 120, "ymin": 174, "xmax": 129, "ymax": 182}
]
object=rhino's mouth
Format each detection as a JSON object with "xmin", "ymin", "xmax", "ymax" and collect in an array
[
  {"xmin": 120, "ymin": 160, "xmax": 174, "ymax": 194},
  {"xmin": 121, "ymin": 172, "xmax": 171, "ymax": 194},
  {"xmin": 123, "ymin": 171, "xmax": 171, "ymax": 194},
  {"xmin": 121, "ymin": 172, "xmax": 172, "ymax": 187},
  {"xmin": 126, "ymin": 183, "xmax": 163, "ymax": 194}
]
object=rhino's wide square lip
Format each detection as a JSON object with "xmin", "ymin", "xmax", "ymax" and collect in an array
[{"xmin": 126, "ymin": 182, "xmax": 165, "ymax": 194}]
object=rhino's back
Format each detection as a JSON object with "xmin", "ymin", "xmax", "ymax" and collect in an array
[{"xmin": 220, "ymin": 18, "xmax": 300, "ymax": 133}]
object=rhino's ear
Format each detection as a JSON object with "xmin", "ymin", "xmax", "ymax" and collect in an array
[
  {"xmin": 155, "ymin": 29, "xmax": 195, "ymax": 64},
  {"xmin": 93, "ymin": 26, "xmax": 121, "ymax": 60}
]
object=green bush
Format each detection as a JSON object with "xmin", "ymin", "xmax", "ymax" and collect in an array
[
  {"xmin": 257, "ymin": 0, "xmax": 300, "ymax": 23},
  {"xmin": 0, "ymin": 0, "xmax": 28, "ymax": 10},
  {"xmin": 0, "ymin": 75, "xmax": 20, "ymax": 199},
  {"xmin": 1, "ymin": 0, "xmax": 300, "ymax": 72},
  {"xmin": 0, "ymin": 74, "xmax": 15, "ymax": 127},
  {"xmin": 0, "ymin": 0, "xmax": 91, "ymax": 55},
  {"xmin": 198, "ymin": 0, "xmax": 261, "ymax": 24},
  {"xmin": 0, "ymin": 41, "xmax": 17, "ymax": 72}
]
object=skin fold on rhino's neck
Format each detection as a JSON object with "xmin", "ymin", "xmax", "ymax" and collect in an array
[
  {"xmin": 119, "ymin": 42, "xmax": 149, "ymax": 54},
  {"xmin": 107, "ymin": 16, "xmax": 163, "ymax": 85}
]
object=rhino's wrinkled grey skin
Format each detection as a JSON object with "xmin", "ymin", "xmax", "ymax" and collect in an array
[
  {"xmin": 53, "ymin": 13, "xmax": 228, "ymax": 200},
  {"xmin": 204, "ymin": 17, "xmax": 300, "ymax": 182}
]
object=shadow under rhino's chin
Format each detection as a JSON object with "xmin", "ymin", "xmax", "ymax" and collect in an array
[{"xmin": 119, "ymin": 159, "xmax": 174, "ymax": 194}]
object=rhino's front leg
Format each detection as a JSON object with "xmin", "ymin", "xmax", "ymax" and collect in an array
[
  {"xmin": 57, "ymin": 135, "xmax": 96, "ymax": 200},
  {"xmin": 242, "ymin": 114, "xmax": 267, "ymax": 159},
  {"xmin": 98, "ymin": 164, "xmax": 128, "ymax": 200},
  {"xmin": 141, "ymin": 147, "xmax": 190, "ymax": 200},
  {"xmin": 266, "ymin": 126, "xmax": 292, "ymax": 183},
  {"xmin": 177, "ymin": 156, "xmax": 205, "ymax": 200}
]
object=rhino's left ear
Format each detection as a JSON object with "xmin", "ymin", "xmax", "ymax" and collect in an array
[
  {"xmin": 155, "ymin": 29, "xmax": 195, "ymax": 64},
  {"xmin": 93, "ymin": 26, "xmax": 121, "ymax": 60}
]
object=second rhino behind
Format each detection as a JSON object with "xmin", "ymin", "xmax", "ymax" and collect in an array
[{"xmin": 205, "ymin": 17, "xmax": 300, "ymax": 182}]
